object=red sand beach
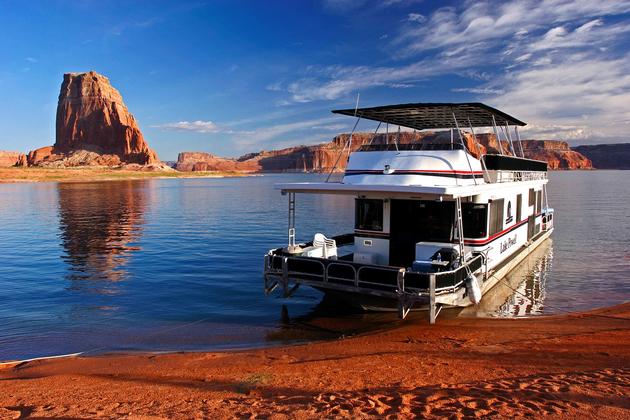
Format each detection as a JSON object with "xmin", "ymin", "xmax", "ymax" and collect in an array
[{"xmin": 1, "ymin": 303, "xmax": 628, "ymax": 419}]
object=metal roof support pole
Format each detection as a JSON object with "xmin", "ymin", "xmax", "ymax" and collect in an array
[
  {"xmin": 368, "ymin": 121, "xmax": 382, "ymax": 145},
  {"xmin": 515, "ymin": 126, "xmax": 525, "ymax": 158},
  {"xmin": 467, "ymin": 118, "xmax": 488, "ymax": 181},
  {"xmin": 491, "ymin": 115, "xmax": 504, "ymax": 155},
  {"xmin": 326, "ymin": 116, "xmax": 361, "ymax": 182},
  {"xmin": 395, "ymin": 125, "xmax": 400, "ymax": 152},
  {"xmin": 452, "ymin": 111, "xmax": 478, "ymax": 186},
  {"xmin": 504, "ymin": 122, "xmax": 516, "ymax": 156},
  {"xmin": 287, "ymin": 192, "xmax": 296, "ymax": 249},
  {"xmin": 385, "ymin": 123, "xmax": 389, "ymax": 145}
]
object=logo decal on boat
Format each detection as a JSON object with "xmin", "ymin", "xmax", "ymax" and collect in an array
[{"xmin": 506, "ymin": 201, "xmax": 514, "ymax": 224}]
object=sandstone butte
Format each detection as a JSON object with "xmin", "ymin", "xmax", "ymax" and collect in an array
[
  {"xmin": 26, "ymin": 71, "xmax": 159, "ymax": 167},
  {"xmin": 176, "ymin": 131, "xmax": 594, "ymax": 173}
]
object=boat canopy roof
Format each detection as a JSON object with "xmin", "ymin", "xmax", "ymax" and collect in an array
[
  {"xmin": 332, "ymin": 102, "xmax": 526, "ymax": 130},
  {"xmin": 275, "ymin": 180, "xmax": 546, "ymax": 199}
]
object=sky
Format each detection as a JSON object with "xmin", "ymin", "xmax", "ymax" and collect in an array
[{"xmin": 1, "ymin": 0, "xmax": 629, "ymax": 160}]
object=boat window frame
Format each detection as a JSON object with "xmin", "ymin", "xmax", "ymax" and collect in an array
[
  {"xmin": 462, "ymin": 203, "xmax": 488, "ymax": 239},
  {"xmin": 489, "ymin": 199, "xmax": 504, "ymax": 236},
  {"xmin": 355, "ymin": 198, "xmax": 384, "ymax": 232}
]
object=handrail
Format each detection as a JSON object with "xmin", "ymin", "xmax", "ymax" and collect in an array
[
  {"xmin": 267, "ymin": 252, "xmax": 484, "ymax": 294},
  {"xmin": 326, "ymin": 262, "xmax": 358, "ymax": 286}
]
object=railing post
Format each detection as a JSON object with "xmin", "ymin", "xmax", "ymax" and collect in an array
[
  {"xmin": 429, "ymin": 273, "xmax": 437, "ymax": 324},
  {"xmin": 282, "ymin": 257, "xmax": 289, "ymax": 295},
  {"xmin": 397, "ymin": 268, "xmax": 405, "ymax": 292}
]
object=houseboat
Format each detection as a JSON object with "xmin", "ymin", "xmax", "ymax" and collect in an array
[{"xmin": 263, "ymin": 103, "xmax": 554, "ymax": 323}]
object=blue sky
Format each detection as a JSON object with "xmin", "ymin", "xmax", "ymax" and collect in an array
[{"xmin": 1, "ymin": 0, "xmax": 629, "ymax": 160}]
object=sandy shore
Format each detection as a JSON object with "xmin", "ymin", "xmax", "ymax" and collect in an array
[
  {"xmin": 0, "ymin": 167, "xmax": 249, "ymax": 183},
  {"xmin": 1, "ymin": 304, "xmax": 628, "ymax": 419}
]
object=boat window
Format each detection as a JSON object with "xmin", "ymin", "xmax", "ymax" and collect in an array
[
  {"xmin": 462, "ymin": 203, "xmax": 487, "ymax": 238},
  {"xmin": 516, "ymin": 194, "xmax": 522, "ymax": 222},
  {"xmin": 529, "ymin": 188, "xmax": 535, "ymax": 206},
  {"xmin": 489, "ymin": 199, "xmax": 504, "ymax": 236},
  {"xmin": 390, "ymin": 200, "xmax": 454, "ymax": 245},
  {"xmin": 536, "ymin": 191, "xmax": 542, "ymax": 214},
  {"xmin": 355, "ymin": 199, "xmax": 383, "ymax": 231}
]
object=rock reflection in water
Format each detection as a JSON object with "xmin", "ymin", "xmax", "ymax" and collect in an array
[{"xmin": 57, "ymin": 181, "xmax": 148, "ymax": 287}]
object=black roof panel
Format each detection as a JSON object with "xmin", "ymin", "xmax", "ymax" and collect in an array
[{"xmin": 332, "ymin": 102, "xmax": 526, "ymax": 130}]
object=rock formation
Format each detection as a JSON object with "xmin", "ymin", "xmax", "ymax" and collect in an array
[
  {"xmin": 27, "ymin": 71, "xmax": 159, "ymax": 167},
  {"xmin": 177, "ymin": 131, "xmax": 593, "ymax": 172},
  {"xmin": 176, "ymin": 152, "xmax": 259, "ymax": 172},
  {"xmin": 520, "ymin": 140, "xmax": 592, "ymax": 169},
  {"xmin": 0, "ymin": 151, "xmax": 26, "ymax": 167},
  {"xmin": 572, "ymin": 143, "xmax": 630, "ymax": 169}
]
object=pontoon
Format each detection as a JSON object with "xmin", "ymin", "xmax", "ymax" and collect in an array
[{"xmin": 263, "ymin": 103, "xmax": 554, "ymax": 323}]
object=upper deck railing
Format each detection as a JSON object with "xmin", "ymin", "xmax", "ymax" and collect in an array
[
  {"xmin": 486, "ymin": 169, "xmax": 548, "ymax": 184},
  {"xmin": 357, "ymin": 143, "xmax": 465, "ymax": 152}
]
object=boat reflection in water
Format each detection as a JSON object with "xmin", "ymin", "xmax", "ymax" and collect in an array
[
  {"xmin": 57, "ymin": 181, "xmax": 148, "ymax": 288},
  {"xmin": 460, "ymin": 238, "xmax": 553, "ymax": 318}
]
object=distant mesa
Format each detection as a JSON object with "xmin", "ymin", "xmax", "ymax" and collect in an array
[
  {"xmin": 176, "ymin": 131, "xmax": 594, "ymax": 173},
  {"xmin": 0, "ymin": 150, "xmax": 26, "ymax": 167},
  {"xmin": 572, "ymin": 143, "xmax": 630, "ymax": 170},
  {"xmin": 26, "ymin": 71, "xmax": 162, "ymax": 169}
]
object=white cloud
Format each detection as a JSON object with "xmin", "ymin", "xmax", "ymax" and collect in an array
[
  {"xmin": 153, "ymin": 120, "xmax": 222, "ymax": 133},
  {"xmin": 25, "ymin": 57, "xmax": 37, "ymax": 63},
  {"xmin": 265, "ymin": 82, "xmax": 283, "ymax": 91},
  {"xmin": 237, "ymin": 117, "xmax": 337, "ymax": 145},
  {"xmin": 407, "ymin": 13, "xmax": 425, "ymax": 23},
  {"xmin": 311, "ymin": 123, "xmax": 348, "ymax": 131},
  {"xmin": 394, "ymin": 0, "xmax": 630, "ymax": 56},
  {"xmin": 489, "ymin": 53, "xmax": 630, "ymax": 141},
  {"xmin": 285, "ymin": 60, "xmax": 462, "ymax": 102},
  {"xmin": 452, "ymin": 87, "xmax": 504, "ymax": 95},
  {"xmin": 274, "ymin": 0, "xmax": 630, "ymax": 143}
]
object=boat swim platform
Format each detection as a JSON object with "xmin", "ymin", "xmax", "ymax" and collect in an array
[{"xmin": 264, "ymin": 228, "xmax": 553, "ymax": 324}]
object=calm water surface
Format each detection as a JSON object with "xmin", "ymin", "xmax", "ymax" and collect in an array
[{"xmin": 0, "ymin": 172, "xmax": 628, "ymax": 361}]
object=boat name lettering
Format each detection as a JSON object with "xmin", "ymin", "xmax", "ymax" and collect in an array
[{"xmin": 500, "ymin": 235, "xmax": 517, "ymax": 253}]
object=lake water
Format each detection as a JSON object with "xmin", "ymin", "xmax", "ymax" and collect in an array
[{"xmin": 1, "ymin": 172, "xmax": 628, "ymax": 361}]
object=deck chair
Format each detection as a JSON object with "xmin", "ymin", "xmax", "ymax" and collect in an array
[{"xmin": 305, "ymin": 233, "xmax": 338, "ymax": 258}]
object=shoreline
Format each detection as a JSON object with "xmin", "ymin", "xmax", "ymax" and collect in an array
[
  {"xmin": 0, "ymin": 167, "xmax": 256, "ymax": 184},
  {"xmin": 2, "ymin": 167, "xmax": 622, "ymax": 185},
  {"xmin": 1, "ymin": 303, "xmax": 628, "ymax": 418}
]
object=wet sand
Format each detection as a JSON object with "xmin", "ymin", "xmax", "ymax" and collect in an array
[{"xmin": 1, "ymin": 303, "xmax": 628, "ymax": 419}]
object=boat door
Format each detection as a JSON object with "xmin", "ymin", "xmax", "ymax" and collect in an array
[{"xmin": 389, "ymin": 199, "xmax": 455, "ymax": 267}]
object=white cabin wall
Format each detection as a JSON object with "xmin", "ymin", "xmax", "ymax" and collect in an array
[
  {"xmin": 354, "ymin": 237, "xmax": 389, "ymax": 265},
  {"xmin": 465, "ymin": 183, "xmax": 547, "ymax": 271},
  {"xmin": 353, "ymin": 197, "xmax": 390, "ymax": 265}
]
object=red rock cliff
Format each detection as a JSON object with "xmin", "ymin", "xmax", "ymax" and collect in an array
[
  {"xmin": 28, "ymin": 71, "xmax": 158, "ymax": 166},
  {"xmin": 520, "ymin": 140, "xmax": 592, "ymax": 169},
  {"xmin": 0, "ymin": 151, "xmax": 26, "ymax": 167},
  {"xmin": 177, "ymin": 131, "xmax": 593, "ymax": 172}
]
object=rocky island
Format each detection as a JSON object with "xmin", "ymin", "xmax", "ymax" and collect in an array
[{"xmin": 27, "ymin": 71, "xmax": 160, "ymax": 168}]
